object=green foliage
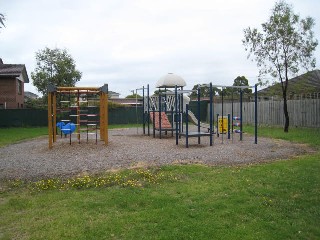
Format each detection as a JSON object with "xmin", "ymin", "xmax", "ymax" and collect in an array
[
  {"xmin": 243, "ymin": 1, "xmax": 318, "ymax": 84},
  {"xmin": 243, "ymin": 1, "xmax": 318, "ymax": 132},
  {"xmin": 125, "ymin": 93, "xmax": 142, "ymax": 99},
  {"xmin": 108, "ymin": 101, "xmax": 125, "ymax": 110},
  {"xmin": 189, "ymin": 84, "xmax": 221, "ymax": 99},
  {"xmin": 233, "ymin": 76, "xmax": 252, "ymax": 95},
  {"xmin": 0, "ymin": 13, "xmax": 5, "ymax": 28},
  {"xmin": 24, "ymin": 96, "xmax": 47, "ymax": 109},
  {"xmin": 31, "ymin": 47, "xmax": 82, "ymax": 96}
]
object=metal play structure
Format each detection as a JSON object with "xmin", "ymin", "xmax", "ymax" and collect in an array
[
  {"xmin": 135, "ymin": 82, "xmax": 214, "ymax": 148},
  {"xmin": 134, "ymin": 76, "xmax": 258, "ymax": 147},
  {"xmin": 47, "ymin": 84, "xmax": 109, "ymax": 149},
  {"xmin": 210, "ymin": 84, "xmax": 258, "ymax": 144}
]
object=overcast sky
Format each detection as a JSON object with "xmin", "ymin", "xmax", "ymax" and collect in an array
[{"xmin": 1, "ymin": 0, "xmax": 319, "ymax": 97}]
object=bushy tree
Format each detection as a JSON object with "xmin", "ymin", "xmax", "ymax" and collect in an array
[
  {"xmin": 31, "ymin": 47, "xmax": 82, "ymax": 96},
  {"xmin": 189, "ymin": 84, "xmax": 220, "ymax": 99},
  {"xmin": 243, "ymin": 0, "xmax": 318, "ymax": 132},
  {"xmin": 232, "ymin": 76, "xmax": 252, "ymax": 95},
  {"xmin": 126, "ymin": 93, "xmax": 142, "ymax": 99}
]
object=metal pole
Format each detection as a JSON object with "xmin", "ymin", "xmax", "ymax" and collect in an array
[
  {"xmin": 197, "ymin": 85, "xmax": 201, "ymax": 144},
  {"xmin": 209, "ymin": 82, "xmax": 213, "ymax": 146},
  {"xmin": 186, "ymin": 103, "xmax": 189, "ymax": 148},
  {"xmin": 175, "ymin": 86, "xmax": 179, "ymax": 145},
  {"xmin": 240, "ymin": 89, "xmax": 243, "ymax": 141},
  {"xmin": 147, "ymin": 84, "xmax": 150, "ymax": 136},
  {"xmin": 255, "ymin": 84, "xmax": 258, "ymax": 144},
  {"xmin": 143, "ymin": 86, "xmax": 145, "ymax": 135}
]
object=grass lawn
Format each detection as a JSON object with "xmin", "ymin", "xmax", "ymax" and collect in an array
[
  {"xmin": 0, "ymin": 127, "xmax": 48, "ymax": 147},
  {"xmin": 0, "ymin": 126, "xmax": 319, "ymax": 239}
]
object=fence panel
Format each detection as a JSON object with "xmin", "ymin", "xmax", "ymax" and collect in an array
[
  {"xmin": 0, "ymin": 107, "xmax": 144, "ymax": 127},
  {"xmin": 209, "ymin": 99, "xmax": 320, "ymax": 128}
]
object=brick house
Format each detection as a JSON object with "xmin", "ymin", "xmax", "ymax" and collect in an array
[{"xmin": 0, "ymin": 58, "xmax": 29, "ymax": 109}]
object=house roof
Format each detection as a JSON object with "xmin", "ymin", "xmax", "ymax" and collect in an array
[
  {"xmin": 258, "ymin": 70, "xmax": 320, "ymax": 96},
  {"xmin": 0, "ymin": 59, "xmax": 29, "ymax": 83}
]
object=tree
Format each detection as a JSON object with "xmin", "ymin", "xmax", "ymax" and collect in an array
[
  {"xmin": 126, "ymin": 93, "xmax": 142, "ymax": 99},
  {"xmin": 189, "ymin": 84, "xmax": 220, "ymax": 99},
  {"xmin": 233, "ymin": 76, "xmax": 252, "ymax": 95},
  {"xmin": 243, "ymin": 0, "xmax": 318, "ymax": 132},
  {"xmin": 0, "ymin": 13, "xmax": 5, "ymax": 29},
  {"xmin": 31, "ymin": 47, "xmax": 82, "ymax": 96}
]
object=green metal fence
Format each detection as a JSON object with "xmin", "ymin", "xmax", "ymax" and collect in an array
[
  {"xmin": 0, "ymin": 102, "xmax": 208, "ymax": 127},
  {"xmin": 0, "ymin": 107, "xmax": 144, "ymax": 127}
]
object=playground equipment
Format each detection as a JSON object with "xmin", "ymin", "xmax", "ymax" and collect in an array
[
  {"xmin": 187, "ymin": 110, "xmax": 211, "ymax": 132},
  {"xmin": 133, "ymin": 75, "xmax": 258, "ymax": 147},
  {"xmin": 56, "ymin": 121, "xmax": 76, "ymax": 135},
  {"xmin": 47, "ymin": 84, "xmax": 109, "ymax": 149},
  {"xmin": 209, "ymin": 84, "xmax": 258, "ymax": 144},
  {"xmin": 175, "ymin": 83, "xmax": 213, "ymax": 148}
]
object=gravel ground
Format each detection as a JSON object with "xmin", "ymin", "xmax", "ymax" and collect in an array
[{"xmin": 0, "ymin": 127, "xmax": 312, "ymax": 180}]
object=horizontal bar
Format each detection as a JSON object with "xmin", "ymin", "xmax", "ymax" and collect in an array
[{"xmin": 201, "ymin": 84, "xmax": 255, "ymax": 89}]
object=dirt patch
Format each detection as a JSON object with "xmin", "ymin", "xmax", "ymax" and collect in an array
[{"xmin": 0, "ymin": 128, "xmax": 314, "ymax": 180}]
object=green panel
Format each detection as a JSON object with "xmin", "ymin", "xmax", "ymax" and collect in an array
[
  {"xmin": 108, "ymin": 107, "xmax": 143, "ymax": 125},
  {"xmin": 0, "ymin": 109, "xmax": 48, "ymax": 127},
  {"xmin": 189, "ymin": 101, "xmax": 208, "ymax": 122},
  {"xmin": 0, "ymin": 106, "xmax": 146, "ymax": 127}
]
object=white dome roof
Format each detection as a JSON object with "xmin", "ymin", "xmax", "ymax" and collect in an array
[{"xmin": 156, "ymin": 73, "xmax": 186, "ymax": 88}]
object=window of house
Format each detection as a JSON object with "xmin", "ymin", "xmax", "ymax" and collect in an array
[{"xmin": 17, "ymin": 80, "xmax": 22, "ymax": 95}]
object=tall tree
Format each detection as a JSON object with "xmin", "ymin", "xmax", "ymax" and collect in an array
[
  {"xmin": 190, "ymin": 84, "xmax": 220, "ymax": 99},
  {"xmin": 0, "ymin": 13, "xmax": 5, "ymax": 29},
  {"xmin": 233, "ymin": 76, "xmax": 252, "ymax": 95},
  {"xmin": 31, "ymin": 47, "xmax": 82, "ymax": 96},
  {"xmin": 243, "ymin": 1, "xmax": 318, "ymax": 132}
]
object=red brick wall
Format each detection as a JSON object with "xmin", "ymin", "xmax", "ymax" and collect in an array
[{"xmin": 0, "ymin": 77, "xmax": 25, "ymax": 109}]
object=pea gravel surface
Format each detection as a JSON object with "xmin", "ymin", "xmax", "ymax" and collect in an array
[{"xmin": 0, "ymin": 127, "xmax": 312, "ymax": 180}]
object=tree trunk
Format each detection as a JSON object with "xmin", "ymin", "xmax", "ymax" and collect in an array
[{"xmin": 283, "ymin": 90, "xmax": 289, "ymax": 132}]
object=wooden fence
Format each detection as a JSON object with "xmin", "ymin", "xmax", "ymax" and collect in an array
[{"xmin": 210, "ymin": 99, "xmax": 320, "ymax": 128}]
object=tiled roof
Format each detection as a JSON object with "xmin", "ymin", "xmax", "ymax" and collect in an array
[{"xmin": 0, "ymin": 61, "xmax": 29, "ymax": 83}]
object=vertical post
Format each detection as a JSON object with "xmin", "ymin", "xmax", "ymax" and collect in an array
[
  {"xmin": 227, "ymin": 113, "xmax": 231, "ymax": 139},
  {"xmin": 181, "ymin": 87, "xmax": 184, "ymax": 133},
  {"xmin": 197, "ymin": 85, "xmax": 201, "ymax": 144},
  {"xmin": 100, "ymin": 92, "xmax": 104, "ymax": 141},
  {"xmin": 254, "ymin": 84, "xmax": 258, "ymax": 144},
  {"xmin": 147, "ymin": 84, "xmax": 150, "ymax": 136},
  {"xmin": 231, "ymin": 90, "xmax": 234, "ymax": 141},
  {"xmin": 52, "ymin": 92, "xmax": 57, "ymax": 143},
  {"xmin": 100, "ymin": 83, "xmax": 108, "ymax": 145},
  {"xmin": 221, "ymin": 87, "xmax": 224, "ymax": 144},
  {"xmin": 48, "ymin": 92, "xmax": 53, "ymax": 149},
  {"xmin": 209, "ymin": 82, "xmax": 213, "ymax": 146},
  {"xmin": 186, "ymin": 103, "xmax": 189, "ymax": 148},
  {"xmin": 158, "ymin": 93, "xmax": 162, "ymax": 139},
  {"xmin": 142, "ymin": 86, "xmax": 145, "ymax": 134},
  {"xmin": 240, "ymin": 89, "xmax": 243, "ymax": 141},
  {"xmin": 153, "ymin": 107, "xmax": 156, "ymax": 138},
  {"xmin": 216, "ymin": 113, "xmax": 219, "ymax": 137},
  {"xmin": 175, "ymin": 86, "xmax": 179, "ymax": 145},
  {"xmin": 77, "ymin": 90, "xmax": 80, "ymax": 143},
  {"xmin": 104, "ymin": 87, "xmax": 109, "ymax": 145}
]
